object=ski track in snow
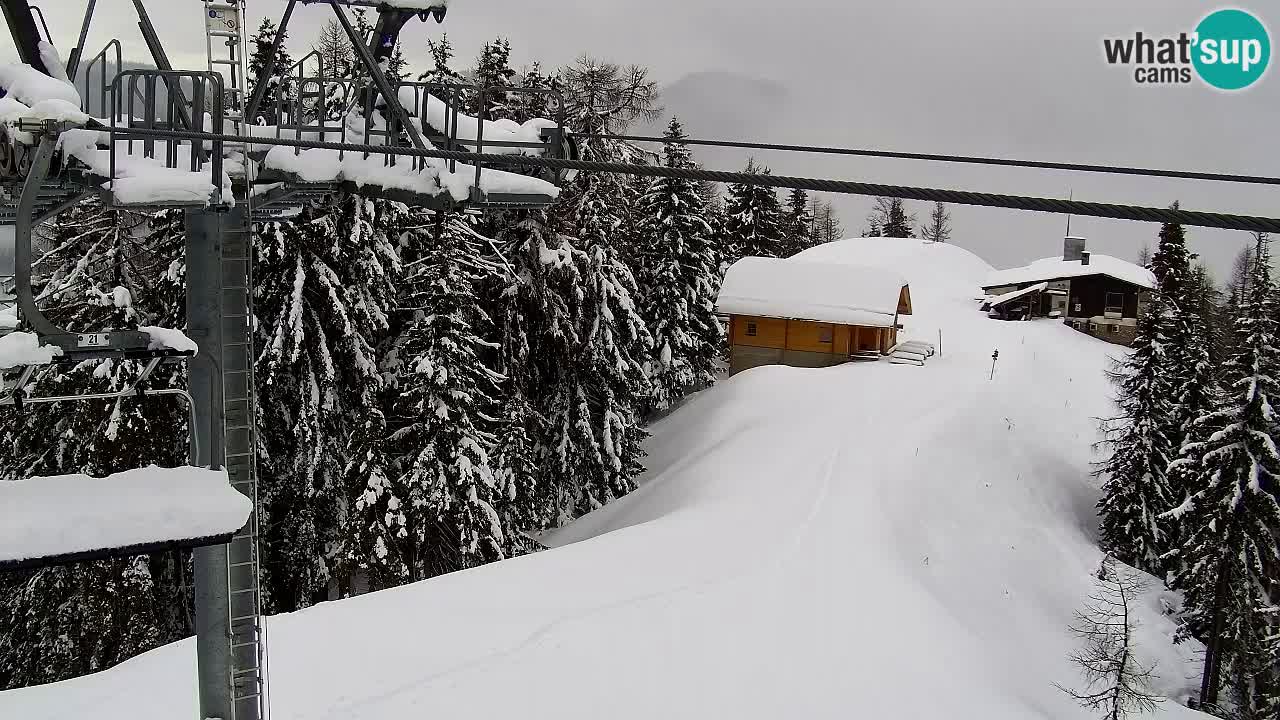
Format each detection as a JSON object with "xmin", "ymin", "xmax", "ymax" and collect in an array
[{"xmin": 322, "ymin": 447, "xmax": 846, "ymax": 718}]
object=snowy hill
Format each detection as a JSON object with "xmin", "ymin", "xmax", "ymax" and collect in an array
[{"xmin": 0, "ymin": 238, "xmax": 1204, "ymax": 720}]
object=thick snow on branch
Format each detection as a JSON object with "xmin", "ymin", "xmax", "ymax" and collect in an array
[
  {"xmin": 0, "ymin": 332, "xmax": 62, "ymax": 368},
  {"xmin": 0, "ymin": 63, "xmax": 81, "ymax": 107},
  {"xmin": 0, "ymin": 466, "xmax": 251, "ymax": 565}
]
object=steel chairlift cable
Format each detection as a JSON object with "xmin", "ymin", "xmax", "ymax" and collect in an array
[
  {"xmin": 100, "ymin": 125, "xmax": 1280, "ymax": 234},
  {"xmin": 573, "ymin": 132, "xmax": 1280, "ymax": 188}
]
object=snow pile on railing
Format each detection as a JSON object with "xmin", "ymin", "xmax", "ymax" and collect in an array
[
  {"xmin": 58, "ymin": 130, "xmax": 231, "ymax": 206},
  {"xmin": 0, "ymin": 466, "xmax": 252, "ymax": 568},
  {"xmin": 140, "ymin": 326, "xmax": 199, "ymax": 354},
  {"xmin": 260, "ymin": 109, "xmax": 560, "ymax": 202},
  {"xmin": 398, "ymin": 87, "xmax": 558, "ymax": 157},
  {"xmin": 0, "ymin": 62, "xmax": 81, "ymax": 107},
  {"xmin": 0, "ymin": 332, "xmax": 62, "ymax": 368}
]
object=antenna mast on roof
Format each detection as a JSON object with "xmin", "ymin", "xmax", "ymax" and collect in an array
[{"xmin": 1065, "ymin": 187, "xmax": 1073, "ymax": 237}]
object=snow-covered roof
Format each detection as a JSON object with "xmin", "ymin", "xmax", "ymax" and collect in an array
[
  {"xmin": 716, "ymin": 257, "xmax": 909, "ymax": 327},
  {"xmin": 0, "ymin": 465, "xmax": 252, "ymax": 569},
  {"xmin": 988, "ymin": 282, "xmax": 1048, "ymax": 307},
  {"xmin": 983, "ymin": 254, "xmax": 1154, "ymax": 291}
]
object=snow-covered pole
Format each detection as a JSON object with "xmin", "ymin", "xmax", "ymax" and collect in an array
[{"xmin": 989, "ymin": 349, "xmax": 999, "ymax": 380}]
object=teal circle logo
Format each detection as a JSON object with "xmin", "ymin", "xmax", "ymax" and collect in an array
[{"xmin": 1193, "ymin": 9, "xmax": 1270, "ymax": 90}]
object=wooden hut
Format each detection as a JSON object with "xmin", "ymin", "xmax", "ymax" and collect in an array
[{"xmin": 716, "ymin": 257, "xmax": 913, "ymax": 376}]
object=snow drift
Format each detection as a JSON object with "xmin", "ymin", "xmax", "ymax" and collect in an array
[{"xmin": 0, "ymin": 238, "xmax": 1204, "ymax": 720}]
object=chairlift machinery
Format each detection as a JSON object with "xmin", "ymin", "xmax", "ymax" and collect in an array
[{"xmin": 0, "ymin": 1, "xmax": 578, "ymax": 719}]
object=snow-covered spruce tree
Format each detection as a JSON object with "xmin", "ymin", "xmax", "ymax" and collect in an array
[
  {"xmin": 247, "ymin": 18, "xmax": 293, "ymax": 125},
  {"xmin": 1165, "ymin": 233, "xmax": 1280, "ymax": 717},
  {"xmin": 633, "ymin": 118, "xmax": 723, "ymax": 412},
  {"xmin": 418, "ymin": 33, "xmax": 464, "ymax": 86},
  {"xmin": 500, "ymin": 212, "xmax": 653, "ymax": 522},
  {"xmin": 722, "ymin": 160, "xmax": 787, "ymax": 262},
  {"xmin": 0, "ymin": 201, "xmax": 191, "ymax": 688},
  {"xmin": 470, "ymin": 38, "xmax": 517, "ymax": 119},
  {"xmin": 348, "ymin": 219, "xmax": 508, "ymax": 584},
  {"xmin": 510, "ymin": 61, "xmax": 552, "ymax": 124},
  {"xmin": 1096, "ymin": 226, "xmax": 1186, "ymax": 574},
  {"xmin": 1057, "ymin": 556, "xmax": 1163, "ymax": 720},
  {"xmin": 489, "ymin": 394, "xmax": 546, "ymax": 555},
  {"xmin": 254, "ymin": 193, "xmax": 397, "ymax": 611},
  {"xmin": 781, "ymin": 188, "xmax": 812, "ymax": 258}
]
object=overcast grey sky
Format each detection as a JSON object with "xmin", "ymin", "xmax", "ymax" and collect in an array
[{"xmin": 12, "ymin": 0, "xmax": 1279, "ymax": 279}]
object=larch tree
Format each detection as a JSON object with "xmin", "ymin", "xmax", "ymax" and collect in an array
[
  {"xmin": 920, "ymin": 202, "xmax": 952, "ymax": 244},
  {"xmin": 633, "ymin": 118, "xmax": 723, "ymax": 412},
  {"xmin": 808, "ymin": 196, "xmax": 844, "ymax": 246},
  {"xmin": 723, "ymin": 160, "xmax": 787, "ymax": 262},
  {"xmin": 1166, "ymin": 233, "xmax": 1280, "ymax": 717},
  {"xmin": 312, "ymin": 20, "xmax": 354, "ymax": 79},
  {"xmin": 1057, "ymin": 557, "xmax": 1163, "ymax": 720}
]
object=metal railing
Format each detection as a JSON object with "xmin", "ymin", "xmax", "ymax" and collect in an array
[{"xmin": 107, "ymin": 70, "xmax": 227, "ymax": 204}]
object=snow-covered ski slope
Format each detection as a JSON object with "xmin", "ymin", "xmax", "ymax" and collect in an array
[{"xmin": 0, "ymin": 238, "xmax": 1204, "ymax": 720}]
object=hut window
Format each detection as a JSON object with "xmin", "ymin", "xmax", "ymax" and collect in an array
[
  {"xmin": 745, "ymin": 322, "xmax": 758, "ymax": 337},
  {"xmin": 818, "ymin": 327, "xmax": 834, "ymax": 343},
  {"xmin": 1105, "ymin": 292, "xmax": 1125, "ymax": 315}
]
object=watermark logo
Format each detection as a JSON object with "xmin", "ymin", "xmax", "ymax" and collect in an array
[{"xmin": 1103, "ymin": 8, "xmax": 1270, "ymax": 90}]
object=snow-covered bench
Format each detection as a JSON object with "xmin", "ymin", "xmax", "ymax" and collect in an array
[{"xmin": 0, "ymin": 465, "xmax": 251, "ymax": 571}]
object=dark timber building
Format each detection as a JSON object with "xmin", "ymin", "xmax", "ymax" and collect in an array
[{"xmin": 981, "ymin": 237, "xmax": 1155, "ymax": 346}]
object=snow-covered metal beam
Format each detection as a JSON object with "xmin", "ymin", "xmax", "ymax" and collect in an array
[{"xmin": 0, "ymin": 466, "xmax": 252, "ymax": 572}]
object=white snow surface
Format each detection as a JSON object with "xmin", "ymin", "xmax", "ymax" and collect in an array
[
  {"xmin": 0, "ymin": 466, "xmax": 250, "ymax": 565},
  {"xmin": 984, "ymin": 253, "xmax": 1155, "ymax": 291},
  {"xmin": 0, "ymin": 331, "xmax": 61, "ymax": 368},
  {"xmin": 0, "ymin": 237, "xmax": 1205, "ymax": 720},
  {"xmin": 717, "ymin": 256, "xmax": 908, "ymax": 327},
  {"xmin": 139, "ymin": 326, "xmax": 199, "ymax": 354},
  {"xmin": 0, "ymin": 307, "xmax": 16, "ymax": 331},
  {"xmin": 0, "ymin": 63, "xmax": 81, "ymax": 107}
]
